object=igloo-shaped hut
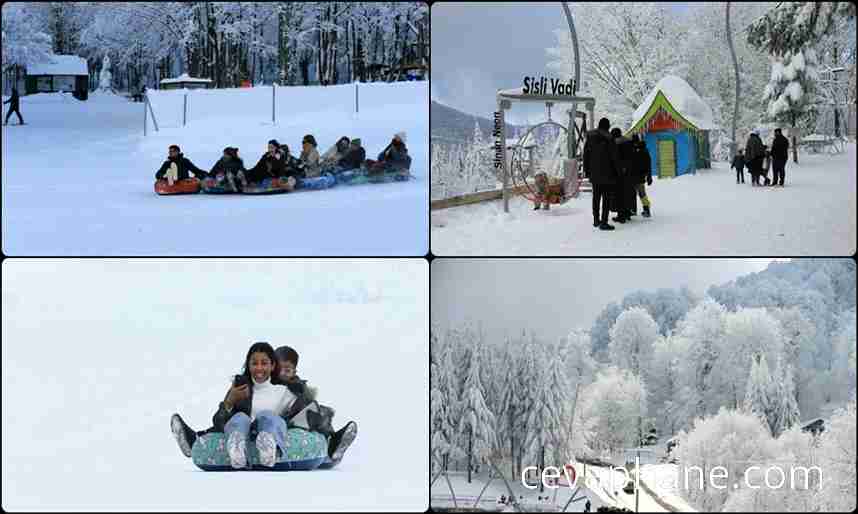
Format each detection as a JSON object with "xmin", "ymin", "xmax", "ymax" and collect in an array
[{"xmin": 627, "ymin": 75, "xmax": 715, "ymax": 178}]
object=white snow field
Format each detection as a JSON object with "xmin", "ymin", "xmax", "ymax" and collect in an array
[
  {"xmin": 431, "ymin": 142, "xmax": 856, "ymax": 256},
  {"xmin": 1, "ymin": 81, "xmax": 428, "ymax": 256},
  {"xmin": 2, "ymin": 260, "xmax": 429, "ymax": 511}
]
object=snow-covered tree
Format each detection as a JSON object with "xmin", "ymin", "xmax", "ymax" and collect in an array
[
  {"xmin": 525, "ymin": 348, "xmax": 567, "ymax": 490},
  {"xmin": 676, "ymin": 407, "xmax": 778, "ymax": 512},
  {"xmin": 770, "ymin": 359, "xmax": 801, "ymax": 437},
  {"xmin": 832, "ymin": 307, "xmax": 857, "ymax": 403},
  {"xmin": 458, "ymin": 333, "xmax": 497, "ymax": 481},
  {"xmin": 648, "ymin": 334, "xmax": 687, "ymax": 437},
  {"xmin": 563, "ymin": 328, "xmax": 596, "ymax": 387},
  {"xmin": 817, "ymin": 400, "xmax": 857, "ymax": 512},
  {"xmin": 1, "ymin": 2, "xmax": 53, "ymax": 88},
  {"xmin": 719, "ymin": 307, "xmax": 784, "ymax": 411},
  {"xmin": 609, "ymin": 306, "xmax": 658, "ymax": 377},
  {"xmin": 747, "ymin": 2, "xmax": 856, "ymax": 58},
  {"xmin": 674, "ymin": 297, "xmax": 728, "ymax": 419},
  {"xmin": 431, "ymin": 342, "xmax": 462, "ymax": 471},
  {"xmin": 590, "ymin": 301, "xmax": 623, "ymax": 362},
  {"xmin": 762, "ymin": 47, "xmax": 819, "ymax": 161},
  {"xmin": 577, "ymin": 366, "xmax": 647, "ymax": 455},
  {"xmin": 743, "ymin": 353, "xmax": 775, "ymax": 433}
]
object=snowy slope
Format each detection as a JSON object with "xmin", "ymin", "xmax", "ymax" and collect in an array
[
  {"xmin": 2, "ymin": 259, "xmax": 428, "ymax": 511},
  {"xmin": 431, "ymin": 143, "xmax": 857, "ymax": 256},
  {"xmin": 1, "ymin": 82, "xmax": 428, "ymax": 256}
]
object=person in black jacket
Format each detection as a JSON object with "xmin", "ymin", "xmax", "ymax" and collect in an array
[
  {"xmin": 238, "ymin": 139, "xmax": 298, "ymax": 188},
  {"xmin": 337, "ymin": 138, "xmax": 366, "ymax": 172},
  {"xmin": 3, "ymin": 87, "xmax": 24, "ymax": 125},
  {"xmin": 731, "ymin": 149, "xmax": 746, "ymax": 184},
  {"xmin": 154, "ymin": 145, "xmax": 208, "ymax": 183},
  {"xmin": 207, "ymin": 147, "xmax": 245, "ymax": 191},
  {"xmin": 582, "ymin": 117, "xmax": 619, "ymax": 230},
  {"xmin": 631, "ymin": 134, "xmax": 654, "ymax": 218},
  {"xmin": 744, "ymin": 132, "xmax": 765, "ymax": 186},
  {"xmin": 610, "ymin": 127, "xmax": 636, "ymax": 223},
  {"xmin": 770, "ymin": 128, "xmax": 790, "ymax": 187}
]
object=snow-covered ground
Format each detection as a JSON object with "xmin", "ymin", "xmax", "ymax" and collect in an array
[
  {"xmin": 582, "ymin": 463, "xmax": 669, "ymax": 512},
  {"xmin": 2, "ymin": 81, "xmax": 428, "ymax": 256},
  {"xmin": 2, "ymin": 259, "xmax": 428, "ymax": 511},
  {"xmin": 638, "ymin": 464, "xmax": 698, "ymax": 513},
  {"xmin": 430, "ymin": 470, "xmax": 607, "ymax": 512},
  {"xmin": 431, "ymin": 143, "xmax": 856, "ymax": 255}
]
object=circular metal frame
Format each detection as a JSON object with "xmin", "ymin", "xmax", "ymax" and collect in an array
[{"xmin": 509, "ymin": 120, "xmax": 569, "ymax": 203}]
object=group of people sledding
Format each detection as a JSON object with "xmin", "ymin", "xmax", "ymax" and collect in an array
[
  {"xmin": 580, "ymin": 117, "xmax": 655, "ymax": 231},
  {"xmin": 154, "ymin": 132, "xmax": 412, "ymax": 192},
  {"xmin": 170, "ymin": 341, "xmax": 358, "ymax": 470},
  {"xmin": 731, "ymin": 128, "xmax": 790, "ymax": 187}
]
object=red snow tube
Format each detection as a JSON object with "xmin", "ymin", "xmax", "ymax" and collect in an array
[{"xmin": 155, "ymin": 178, "xmax": 201, "ymax": 195}]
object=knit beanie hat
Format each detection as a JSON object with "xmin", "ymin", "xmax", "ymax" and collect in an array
[
  {"xmin": 351, "ymin": 138, "xmax": 362, "ymax": 146},
  {"xmin": 275, "ymin": 345, "xmax": 299, "ymax": 366},
  {"xmin": 394, "ymin": 131, "xmax": 407, "ymax": 143}
]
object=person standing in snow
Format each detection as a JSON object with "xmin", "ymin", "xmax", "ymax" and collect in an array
[
  {"xmin": 731, "ymin": 149, "xmax": 746, "ymax": 184},
  {"xmin": 583, "ymin": 117, "xmax": 619, "ymax": 230},
  {"xmin": 584, "ymin": 498, "xmax": 591, "ymax": 512},
  {"xmin": 610, "ymin": 127, "xmax": 636, "ymax": 223},
  {"xmin": 770, "ymin": 128, "xmax": 790, "ymax": 187},
  {"xmin": 3, "ymin": 87, "xmax": 24, "ymax": 125},
  {"xmin": 154, "ymin": 145, "xmax": 208, "ymax": 184},
  {"xmin": 631, "ymin": 134, "xmax": 653, "ymax": 218},
  {"xmin": 744, "ymin": 132, "xmax": 765, "ymax": 186}
]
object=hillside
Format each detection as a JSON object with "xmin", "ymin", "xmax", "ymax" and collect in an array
[{"xmin": 431, "ymin": 100, "xmax": 519, "ymax": 144}]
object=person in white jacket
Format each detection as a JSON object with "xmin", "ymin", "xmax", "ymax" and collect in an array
[{"xmin": 212, "ymin": 342, "xmax": 297, "ymax": 468}]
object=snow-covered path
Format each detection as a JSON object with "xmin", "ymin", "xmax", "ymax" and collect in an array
[
  {"xmin": 431, "ymin": 143, "xmax": 856, "ymax": 256},
  {"xmin": 2, "ymin": 83, "xmax": 428, "ymax": 256}
]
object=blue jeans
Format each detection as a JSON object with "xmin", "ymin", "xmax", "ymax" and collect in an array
[{"xmin": 224, "ymin": 411, "xmax": 289, "ymax": 455}]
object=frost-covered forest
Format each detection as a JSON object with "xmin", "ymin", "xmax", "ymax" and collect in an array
[
  {"xmin": 430, "ymin": 259, "xmax": 856, "ymax": 512},
  {"xmin": 1, "ymin": 2, "xmax": 428, "ymax": 91}
]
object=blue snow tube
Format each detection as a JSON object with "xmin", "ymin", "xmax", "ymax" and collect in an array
[
  {"xmin": 295, "ymin": 172, "xmax": 337, "ymax": 191},
  {"xmin": 191, "ymin": 428, "xmax": 328, "ymax": 471}
]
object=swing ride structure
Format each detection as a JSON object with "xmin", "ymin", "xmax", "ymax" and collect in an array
[{"xmin": 497, "ymin": 2, "xmax": 596, "ymax": 213}]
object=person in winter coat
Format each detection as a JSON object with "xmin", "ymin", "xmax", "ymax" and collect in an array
[
  {"xmin": 298, "ymin": 134, "xmax": 322, "ymax": 178},
  {"xmin": 170, "ymin": 344, "xmax": 357, "ymax": 467},
  {"xmin": 760, "ymin": 144, "xmax": 772, "ymax": 185},
  {"xmin": 731, "ymin": 149, "xmax": 746, "ymax": 184},
  {"xmin": 154, "ymin": 145, "xmax": 208, "ymax": 184},
  {"xmin": 320, "ymin": 136, "xmax": 351, "ymax": 172},
  {"xmin": 3, "ymin": 87, "xmax": 24, "ymax": 125},
  {"xmin": 239, "ymin": 139, "xmax": 297, "ymax": 188},
  {"xmin": 631, "ymin": 134, "xmax": 654, "ymax": 218},
  {"xmin": 744, "ymin": 132, "xmax": 765, "ymax": 186},
  {"xmin": 208, "ymin": 147, "xmax": 245, "ymax": 191},
  {"xmin": 610, "ymin": 127, "xmax": 636, "ymax": 223},
  {"xmin": 369, "ymin": 132, "xmax": 412, "ymax": 176},
  {"xmin": 770, "ymin": 128, "xmax": 789, "ymax": 187},
  {"xmin": 337, "ymin": 138, "xmax": 366, "ymax": 172},
  {"xmin": 582, "ymin": 117, "xmax": 620, "ymax": 230}
]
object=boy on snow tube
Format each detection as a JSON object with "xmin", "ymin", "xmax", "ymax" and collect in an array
[
  {"xmin": 154, "ymin": 144, "xmax": 208, "ymax": 194},
  {"xmin": 171, "ymin": 342, "xmax": 357, "ymax": 470}
]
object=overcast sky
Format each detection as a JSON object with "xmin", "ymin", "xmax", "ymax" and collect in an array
[
  {"xmin": 431, "ymin": 2, "xmax": 690, "ymax": 125},
  {"xmin": 431, "ymin": 259, "xmax": 780, "ymax": 344}
]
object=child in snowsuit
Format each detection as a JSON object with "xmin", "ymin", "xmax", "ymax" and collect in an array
[
  {"xmin": 731, "ymin": 150, "xmax": 746, "ymax": 184},
  {"xmin": 154, "ymin": 145, "xmax": 208, "ymax": 184},
  {"xmin": 367, "ymin": 132, "xmax": 412, "ymax": 177}
]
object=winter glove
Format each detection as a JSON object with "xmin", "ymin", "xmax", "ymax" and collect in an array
[{"xmin": 646, "ymin": 175, "xmax": 653, "ymax": 186}]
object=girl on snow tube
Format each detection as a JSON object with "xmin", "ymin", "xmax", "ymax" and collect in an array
[{"xmin": 202, "ymin": 342, "xmax": 325, "ymax": 470}]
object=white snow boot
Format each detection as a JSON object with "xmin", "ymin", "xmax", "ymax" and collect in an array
[
  {"xmin": 329, "ymin": 421, "xmax": 358, "ymax": 464},
  {"xmin": 256, "ymin": 432, "xmax": 278, "ymax": 468},
  {"xmin": 227, "ymin": 431, "xmax": 248, "ymax": 469}
]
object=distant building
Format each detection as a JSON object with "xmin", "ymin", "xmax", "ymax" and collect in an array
[
  {"xmin": 4, "ymin": 55, "xmax": 89, "ymax": 100},
  {"xmin": 800, "ymin": 418, "xmax": 825, "ymax": 436},
  {"xmin": 159, "ymin": 73, "xmax": 213, "ymax": 91}
]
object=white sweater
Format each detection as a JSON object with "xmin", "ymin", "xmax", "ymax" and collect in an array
[{"xmin": 250, "ymin": 378, "xmax": 296, "ymax": 420}]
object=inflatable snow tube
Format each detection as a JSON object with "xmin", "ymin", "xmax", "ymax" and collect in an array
[
  {"xmin": 241, "ymin": 177, "xmax": 295, "ymax": 195},
  {"xmin": 336, "ymin": 168, "xmax": 411, "ymax": 186},
  {"xmin": 155, "ymin": 178, "xmax": 200, "ymax": 195},
  {"xmin": 191, "ymin": 429, "xmax": 328, "ymax": 472},
  {"xmin": 200, "ymin": 175, "xmax": 239, "ymax": 194},
  {"xmin": 295, "ymin": 173, "xmax": 337, "ymax": 191}
]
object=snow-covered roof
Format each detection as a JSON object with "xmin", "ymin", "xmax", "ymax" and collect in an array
[
  {"xmin": 27, "ymin": 55, "xmax": 88, "ymax": 76},
  {"xmin": 160, "ymin": 73, "xmax": 212, "ymax": 85},
  {"xmin": 631, "ymin": 75, "xmax": 715, "ymax": 131}
]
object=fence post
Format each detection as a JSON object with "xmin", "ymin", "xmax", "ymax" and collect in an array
[
  {"xmin": 183, "ymin": 92, "xmax": 187, "ymax": 127},
  {"xmin": 355, "ymin": 81, "xmax": 359, "ymax": 114},
  {"xmin": 144, "ymin": 93, "xmax": 147, "ymax": 136},
  {"xmin": 272, "ymin": 83, "xmax": 276, "ymax": 125},
  {"xmin": 145, "ymin": 92, "xmax": 159, "ymax": 132}
]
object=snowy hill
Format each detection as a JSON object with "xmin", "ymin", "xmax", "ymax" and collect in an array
[
  {"xmin": 2, "ymin": 260, "xmax": 428, "ymax": 511},
  {"xmin": 431, "ymin": 100, "xmax": 519, "ymax": 144},
  {"xmin": 2, "ymin": 82, "xmax": 428, "ymax": 256}
]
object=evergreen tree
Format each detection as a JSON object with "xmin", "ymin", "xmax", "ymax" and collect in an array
[
  {"xmin": 458, "ymin": 334, "xmax": 497, "ymax": 482},
  {"xmin": 743, "ymin": 353, "xmax": 774, "ymax": 434},
  {"xmin": 748, "ymin": 2, "xmax": 856, "ymax": 58},
  {"xmin": 771, "ymin": 360, "xmax": 801, "ymax": 437},
  {"xmin": 762, "ymin": 47, "xmax": 819, "ymax": 162}
]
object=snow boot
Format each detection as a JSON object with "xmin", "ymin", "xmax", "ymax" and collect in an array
[
  {"xmin": 170, "ymin": 413, "xmax": 197, "ymax": 458},
  {"xmin": 599, "ymin": 222, "xmax": 615, "ymax": 231},
  {"xmin": 227, "ymin": 431, "xmax": 248, "ymax": 469},
  {"xmin": 328, "ymin": 421, "xmax": 358, "ymax": 465},
  {"xmin": 593, "ymin": 216, "xmax": 600, "ymax": 228},
  {"xmin": 542, "ymin": 203, "xmax": 550, "ymax": 210},
  {"xmin": 533, "ymin": 203, "xmax": 541, "ymax": 210},
  {"xmin": 642, "ymin": 206, "xmax": 651, "ymax": 218},
  {"xmin": 612, "ymin": 215, "xmax": 627, "ymax": 224},
  {"xmin": 256, "ymin": 432, "xmax": 278, "ymax": 468}
]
